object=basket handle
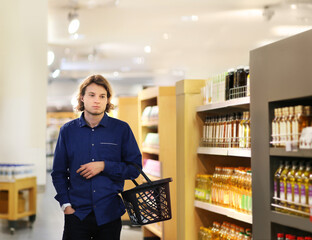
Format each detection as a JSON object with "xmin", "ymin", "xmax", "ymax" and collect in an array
[{"xmin": 128, "ymin": 162, "xmax": 152, "ymax": 186}]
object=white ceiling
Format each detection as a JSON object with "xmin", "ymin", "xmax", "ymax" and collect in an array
[{"xmin": 47, "ymin": 0, "xmax": 312, "ymax": 109}]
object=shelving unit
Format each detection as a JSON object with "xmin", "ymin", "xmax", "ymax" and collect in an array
[
  {"xmin": 138, "ymin": 86, "xmax": 177, "ymax": 240},
  {"xmin": 117, "ymin": 96, "xmax": 140, "ymax": 224},
  {"xmin": 250, "ymin": 29, "xmax": 312, "ymax": 239},
  {"xmin": 176, "ymin": 79, "xmax": 252, "ymax": 240},
  {"xmin": 194, "ymin": 200, "xmax": 252, "ymax": 224}
]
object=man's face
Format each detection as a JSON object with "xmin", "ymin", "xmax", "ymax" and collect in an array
[{"xmin": 82, "ymin": 83, "xmax": 108, "ymax": 116}]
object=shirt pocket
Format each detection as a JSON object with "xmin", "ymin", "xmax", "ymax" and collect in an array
[{"xmin": 98, "ymin": 142, "xmax": 120, "ymax": 161}]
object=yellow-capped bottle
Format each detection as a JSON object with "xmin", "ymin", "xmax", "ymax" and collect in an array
[
  {"xmin": 286, "ymin": 161, "xmax": 297, "ymax": 210},
  {"xmin": 294, "ymin": 161, "xmax": 304, "ymax": 213},
  {"xmin": 280, "ymin": 161, "xmax": 290, "ymax": 211},
  {"xmin": 274, "ymin": 161, "xmax": 284, "ymax": 211},
  {"xmin": 300, "ymin": 161, "xmax": 311, "ymax": 214}
]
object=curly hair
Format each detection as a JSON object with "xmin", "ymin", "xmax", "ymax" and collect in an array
[{"xmin": 75, "ymin": 75, "xmax": 114, "ymax": 113}]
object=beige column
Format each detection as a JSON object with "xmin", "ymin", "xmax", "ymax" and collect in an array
[{"xmin": 0, "ymin": 0, "xmax": 48, "ymax": 185}]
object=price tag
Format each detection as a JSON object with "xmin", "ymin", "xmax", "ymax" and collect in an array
[
  {"xmin": 310, "ymin": 206, "xmax": 312, "ymax": 222},
  {"xmin": 285, "ymin": 141, "xmax": 292, "ymax": 152}
]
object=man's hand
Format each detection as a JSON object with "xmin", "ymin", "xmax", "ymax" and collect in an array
[
  {"xmin": 64, "ymin": 206, "xmax": 75, "ymax": 215},
  {"xmin": 77, "ymin": 161, "xmax": 105, "ymax": 179}
]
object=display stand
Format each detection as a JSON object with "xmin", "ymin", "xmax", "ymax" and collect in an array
[
  {"xmin": 250, "ymin": 29, "xmax": 312, "ymax": 238},
  {"xmin": 117, "ymin": 96, "xmax": 140, "ymax": 224},
  {"xmin": 138, "ymin": 86, "xmax": 177, "ymax": 240},
  {"xmin": 176, "ymin": 79, "xmax": 252, "ymax": 240},
  {"xmin": 0, "ymin": 177, "xmax": 37, "ymax": 234}
]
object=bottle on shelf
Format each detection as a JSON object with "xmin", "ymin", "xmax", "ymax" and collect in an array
[
  {"xmin": 274, "ymin": 161, "xmax": 284, "ymax": 210},
  {"xmin": 280, "ymin": 107, "xmax": 289, "ymax": 147},
  {"xmin": 294, "ymin": 161, "xmax": 304, "ymax": 212},
  {"xmin": 286, "ymin": 161, "xmax": 298, "ymax": 210},
  {"xmin": 280, "ymin": 161, "xmax": 291, "ymax": 210},
  {"xmin": 239, "ymin": 112, "xmax": 247, "ymax": 148},
  {"xmin": 272, "ymin": 108, "xmax": 279, "ymax": 147},
  {"xmin": 286, "ymin": 106, "xmax": 295, "ymax": 144},
  {"xmin": 300, "ymin": 161, "xmax": 311, "ymax": 214},
  {"xmin": 277, "ymin": 233, "xmax": 285, "ymax": 240},
  {"xmin": 244, "ymin": 111, "xmax": 251, "ymax": 148}
]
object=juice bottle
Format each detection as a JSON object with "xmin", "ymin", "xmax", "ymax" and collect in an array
[
  {"xmin": 211, "ymin": 222, "xmax": 220, "ymax": 240},
  {"xmin": 280, "ymin": 161, "xmax": 291, "ymax": 211},
  {"xmin": 308, "ymin": 164, "xmax": 312, "ymax": 215},
  {"xmin": 232, "ymin": 112, "xmax": 241, "ymax": 148},
  {"xmin": 274, "ymin": 161, "xmax": 284, "ymax": 210},
  {"xmin": 280, "ymin": 107, "xmax": 288, "ymax": 147},
  {"xmin": 239, "ymin": 112, "xmax": 247, "ymax": 148},
  {"xmin": 277, "ymin": 233, "xmax": 285, "ymax": 240},
  {"xmin": 286, "ymin": 106, "xmax": 295, "ymax": 143},
  {"xmin": 292, "ymin": 106, "xmax": 302, "ymax": 148},
  {"xmin": 294, "ymin": 161, "xmax": 304, "ymax": 212},
  {"xmin": 304, "ymin": 106, "xmax": 311, "ymax": 126},
  {"xmin": 246, "ymin": 170, "xmax": 252, "ymax": 214},
  {"xmin": 199, "ymin": 226, "xmax": 206, "ymax": 240},
  {"xmin": 244, "ymin": 111, "xmax": 251, "ymax": 148},
  {"xmin": 208, "ymin": 117, "xmax": 213, "ymax": 147},
  {"xmin": 272, "ymin": 108, "xmax": 278, "ymax": 147},
  {"xmin": 286, "ymin": 161, "xmax": 298, "ymax": 210},
  {"xmin": 300, "ymin": 161, "xmax": 311, "ymax": 214},
  {"xmin": 276, "ymin": 108, "xmax": 282, "ymax": 147}
]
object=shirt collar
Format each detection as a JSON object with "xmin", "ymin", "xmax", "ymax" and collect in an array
[{"xmin": 78, "ymin": 112, "xmax": 109, "ymax": 128}]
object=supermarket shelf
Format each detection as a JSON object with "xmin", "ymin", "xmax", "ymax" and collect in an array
[
  {"xmin": 142, "ymin": 147, "xmax": 159, "ymax": 155},
  {"xmin": 197, "ymin": 147, "xmax": 251, "ymax": 158},
  {"xmin": 194, "ymin": 200, "xmax": 252, "ymax": 224},
  {"xmin": 196, "ymin": 97, "xmax": 250, "ymax": 113},
  {"xmin": 144, "ymin": 223, "xmax": 162, "ymax": 238},
  {"xmin": 270, "ymin": 147, "xmax": 312, "ymax": 158},
  {"xmin": 141, "ymin": 119, "xmax": 158, "ymax": 127},
  {"xmin": 270, "ymin": 210, "xmax": 312, "ymax": 233}
]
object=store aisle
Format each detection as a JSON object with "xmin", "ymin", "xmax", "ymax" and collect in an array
[{"xmin": 0, "ymin": 173, "xmax": 142, "ymax": 240}]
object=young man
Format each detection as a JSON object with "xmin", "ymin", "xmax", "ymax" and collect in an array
[{"xmin": 51, "ymin": 75, "xmax": 142, "ymax": 240}]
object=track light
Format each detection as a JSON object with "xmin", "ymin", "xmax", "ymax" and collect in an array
[{"xmin": 68, "ymin": 10, "xmax": 80, "ymax": 34}]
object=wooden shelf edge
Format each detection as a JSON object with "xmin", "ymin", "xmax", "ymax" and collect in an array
[
  {"xmin": 141, "ymin": 119, "xmax": 159, "ymax": 127},
  {"xmin": 196, "ymin": 97, "xmax": 250, "ymax": 112},
  {"xmin": 197, "ymin": 147, "xmax": 251, "ymax": 157},
  {"xmin": 144, "ymin": 224, "xmax": 163, "ymax": 238},
  {"xmin": 270, "ymin": 147, "xmax": 312, "ymax": 157},
  {"xmin": 194, "ymin": 200, "xmax": 253, "ymax": 224},
  {"xmin": 142, "ymin": 147, "xmax": 160, "ymax": 155}
]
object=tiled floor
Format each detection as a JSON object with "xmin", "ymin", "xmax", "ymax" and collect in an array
[{"xmin": 0, "ymin": 174, "xmax": 142, "ymax": 240}]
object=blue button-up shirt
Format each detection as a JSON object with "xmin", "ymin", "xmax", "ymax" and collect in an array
[{"xmin": 51, "ymin": 112, "xmax": 142, "ymax": 225}]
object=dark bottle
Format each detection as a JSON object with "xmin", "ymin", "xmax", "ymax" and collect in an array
[{"xmin": 236, "ymin": 66, "xmax": 247, "ymax": 97}]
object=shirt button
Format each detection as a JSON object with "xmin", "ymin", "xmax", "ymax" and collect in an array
[
  {"xmin": 93, "ymin": 190, "xmax": 96, "ymax": 193},
  {"xmin": 92, "ymin": 144, "xmax": 94, "ymax": 146},
  {"xmin": 94, "ymin": 205, "xmax": 96, "ymax": 208},
  {"xmin": 92, "ymin": 159, "xmax": 94, "ymax": 161},
  {"xmin": 92, "ymin": 129, "xmax": 94, "ymax": 131}
]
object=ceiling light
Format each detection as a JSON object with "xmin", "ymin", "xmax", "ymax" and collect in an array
[
  {"xmin": 181, "ymin": 15, "xmax": 199, "ymax": 22},
  {"xmin": 113, "ymin": 71, "xmax": 119, "ymax": 77},
  {"xmin": 47, "ymin": 51, "xmax": 55, "ymax": 66},
  {"xmin": 68, "ymin": 10, "xmax": 80, "ymax": 34},
  {"xmin": 163, "ymin": 33, "xmax": 169, "ymax": 40},
  {"xmin": 52, "ymin": 69, "xmax": 60, "ymax": 78},
  {"xmin": 133, "ymin": 57, "xmax": 145, "ymax": 65},
  {"xmin": 144, "ymin": 45, "xmax": 152, "ymax": 53},
  {"xmin": 291, "ymin": 4, "xmax": 298, "ymax": 9}
]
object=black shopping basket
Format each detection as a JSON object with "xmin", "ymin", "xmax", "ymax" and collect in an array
[{"xmin": 121, "ymin": 163, "xmax": 172, "ymax": 226}]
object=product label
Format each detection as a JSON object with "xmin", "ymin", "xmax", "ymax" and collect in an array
[
  {"xmin": 287, "ymin": 183, "xmax": 292, "ymax": 201},
  {"xmin": 280, "ymin": 182, "xmax": 286, "ymax": 200},
  {"xmin": 301, "ymin": 185, "xmax": 307, "ymax": 204},
  {"xmin": 274, "ymin": 181, "xmax": 277, "ymax": 198},
  {"xmin": 309, "ymin": 185, "xmax": 312, "ymax": 205},
  {"xmin": 294, "ymin": 184, "xmax": 300, "ymax": 203},
  {"xmin": 292, "ymin": 121, "xmax": 299, "ymax": 142}
]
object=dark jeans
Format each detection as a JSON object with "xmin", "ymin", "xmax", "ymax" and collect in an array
[{"xmin": 62, "ymin": 211, "xmax": 122, "ymax": 240}]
